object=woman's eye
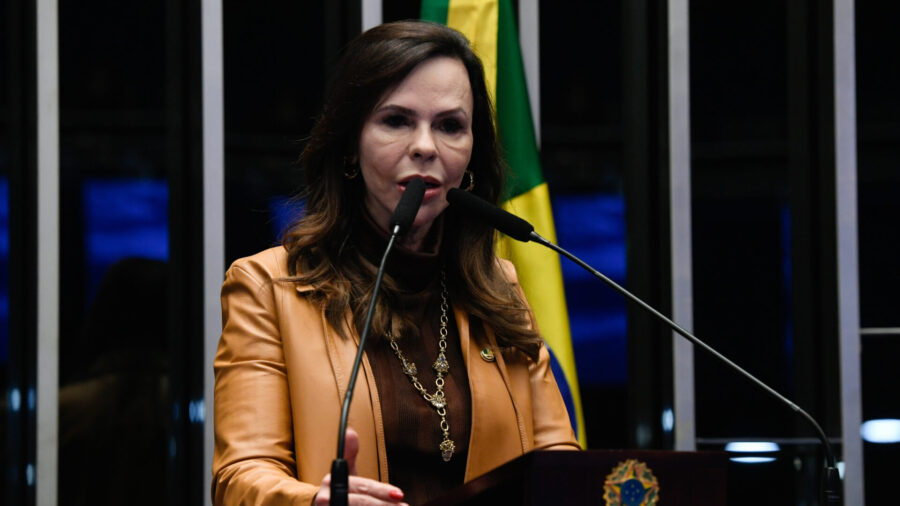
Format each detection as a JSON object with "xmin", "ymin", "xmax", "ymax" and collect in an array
[
  {"xmin": 382, "ymin": 114, "xmax": 409, "ymax": 128},
  {"xmin": 438, "ymin": 118, "xmax": 464, "ymax": 133}
]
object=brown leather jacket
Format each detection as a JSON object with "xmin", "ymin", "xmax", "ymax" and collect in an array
[{"xmin": 212, "ymin": 247, "xmax": 579, "ymax": 505}]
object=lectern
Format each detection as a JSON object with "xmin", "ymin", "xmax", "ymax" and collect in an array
[{"xmin": 425, "ymin": 450, "xmax": 727, "ymax": 505}]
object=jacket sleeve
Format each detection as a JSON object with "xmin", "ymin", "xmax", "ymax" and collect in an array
[
  {"xmin": 212, "ymin": 259, "xmax": 318, "ymax": 505},
  {"xmin": 498, "ymin": 258, "xmax": 581, "ymax": 451},
  {"xmin": 528, "ymin": 343, "xmax": 582, "ymax": 451}
]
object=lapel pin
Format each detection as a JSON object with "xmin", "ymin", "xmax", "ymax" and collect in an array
[{"xmin": 480, "ymin": 347, "xmax": 495, "ymax": 362}]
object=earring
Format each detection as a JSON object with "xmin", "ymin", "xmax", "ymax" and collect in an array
[
  {"xmin": 461, "ymin": 170, "xmax": 475, "ymax": 192},
  {"xmin": 343, "ymin": 160, "xmax": 359, "ymax": 179}
]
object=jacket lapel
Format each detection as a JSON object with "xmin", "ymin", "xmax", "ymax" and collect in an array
[
  {"xmin": 316, "ymin": 299, "xmax": 389, "ymax": 482},
  {"xmin": 455, "ymin": 307, "xmax": 527, "ymax": 481}
]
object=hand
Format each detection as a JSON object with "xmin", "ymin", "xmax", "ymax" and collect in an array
[{"xmin": 314, "ymin": 428, "xmax": 407, "ymax": 505}]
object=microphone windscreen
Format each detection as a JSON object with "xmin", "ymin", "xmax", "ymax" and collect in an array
[
  {"xmin": 389, "ymin": 177, "xmax": 426, "ymax": 234},
  {"xmin": 447, "ymin": 188, "xmax": 534, "ymax": 242}
]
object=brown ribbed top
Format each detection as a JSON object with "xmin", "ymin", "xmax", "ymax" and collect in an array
[{"xmin": 356, "ymin": 213, "xmax": 471, "ymax": 505}]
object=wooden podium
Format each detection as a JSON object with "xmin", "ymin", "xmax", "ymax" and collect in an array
[{"xmin": 425, "ymin": 450, "xmax": 727, "ymax": 505}]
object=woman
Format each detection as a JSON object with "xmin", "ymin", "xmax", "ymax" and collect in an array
[{"xmin": 213, "ymin": 20, "xmax": 579, "ymax": 505}]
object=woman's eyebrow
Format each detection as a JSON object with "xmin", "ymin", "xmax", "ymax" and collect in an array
[
  {"xmin": 374, "ymin": 104, "xmax": 416, "ymax": 116},
  {"xmin": 375, "ymin": 104, "xmax": 469, "ymax": 119},
  {"xmin": 434, "ymin": 107, "xmax": 468, "ymax": 119}
]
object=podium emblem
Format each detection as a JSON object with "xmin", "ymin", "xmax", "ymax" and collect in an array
[{"xmin": 603, "ymin": 459, "xmax": 659, "ymax": 506}]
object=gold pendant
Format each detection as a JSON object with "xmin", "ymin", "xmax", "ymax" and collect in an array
[
  {"xmin": 433, "ymin": 354, "xmax": 449, "ymax": 374},
  {"xmin": 430, "ymin": 391, "xmax": 446, "ymax": 409},
  {"xmin": 401, "ymin": 360, "xmax": 417, "ymax": 376},
  {"xmin": 440, "ymin": 438, "xmax": 455, "ymax": 462}
]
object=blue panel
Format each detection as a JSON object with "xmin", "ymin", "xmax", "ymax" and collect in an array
[
  {"xmin": 268, "ymin": 195, "xmax": 305, "ymax": 242},
  {"xmin": 552, "ymin": 194, "xmax": 628, "ymax": 386},
  {"xmin": 0, "ymin": 177, "xmax": 7, "ymax": 364},
  {"xmin": 82, "ymin": 179, "xmax": 168, "ymax": 304}
]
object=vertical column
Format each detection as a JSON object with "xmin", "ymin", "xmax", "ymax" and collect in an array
[
  {"xmin": 35, "ymin": 0, "xmax": 58, "ymax": 503},
  {"xmin": 361, "ymin": 0, "xmax": 381, "ymax": 31},
  {"xmin": 518, "ymin": 0, "xmax": 540, "ymax": 145},
  {"xmin": 833, "ymin": 0, "xmax": 863, "ymax": 502},
  {"xmin": 622, "ymin": 0, "xmax": 675, "ymax": 450},
  {"xmin": 202, "ymin": 1, "xmax": 225, "ymax": 504},
  {"xmin": 667, "ymin": 0, "xmax": 694, "ymax": 451}
]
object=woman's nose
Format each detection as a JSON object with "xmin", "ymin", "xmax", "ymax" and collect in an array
[{"xmin": 409, "ymin": 125, "xmax": 437, "ymax": 160}]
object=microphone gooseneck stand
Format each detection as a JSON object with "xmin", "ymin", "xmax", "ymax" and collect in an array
[
  {"xmin": 528, "ymin": 230, "xmax": 842, "ymax": 505},
  {"xmin": 329, "ymin": 228, "xmax": 397, "ymax": 506},
  {"xmin": 330, "ymin": 178, "xmax": 425, "ymax": 506},
  {"xmin": 446, "ymin": 188, "xmax": 842, "ymax": 506}
]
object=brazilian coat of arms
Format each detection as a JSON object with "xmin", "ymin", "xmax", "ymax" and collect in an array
[{"xmin": 603, "ymin": 459, "xmax": 660, "ymax": 506}]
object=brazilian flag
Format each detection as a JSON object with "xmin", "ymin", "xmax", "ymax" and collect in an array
[{"xmin": 422, "ymin": 0, "xmax": 586, "ymax": 447}]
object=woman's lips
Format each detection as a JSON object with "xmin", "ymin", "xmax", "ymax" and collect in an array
[
  {"xmin": 398, "ymin": 176, "xmax": 442, "ymax": 200},
  {"xmin": 399, "ymin": 175, "xmax": 439, "ymax": 187}
]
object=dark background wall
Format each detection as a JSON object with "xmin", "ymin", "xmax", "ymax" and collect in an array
[{"xmin": 1, "ymin": 1, "xmax": 896, "ymax": 504}]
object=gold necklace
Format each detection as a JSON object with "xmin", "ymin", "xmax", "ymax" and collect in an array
[{"xmin": 387, "ymin": 271, "xmax": 455, "ymax": 462}]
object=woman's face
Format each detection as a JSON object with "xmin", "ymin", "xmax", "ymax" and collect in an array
[{"xmin": 357, "ymin": 56, "xmax": 474, "ymax": 250}]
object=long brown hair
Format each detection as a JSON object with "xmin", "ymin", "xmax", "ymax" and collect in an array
[{"xmin": 283, "ymin": 20, "xmax": 541, "ymax": 358}]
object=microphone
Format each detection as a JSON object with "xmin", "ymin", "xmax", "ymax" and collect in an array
[
  {"xmin": 447, "ymin": 187, "xmax": 533, "ymax": 241},
  {"xmin": 446, "ymin": 187, "xmax": 842, "ymax": 505},
  {"xmin": 330, "ymin": 178, "xmax": 426, "ymax": 506},
  {"xmin": 390, "ymin": 178, "xmax": 426, "ymax": 234}
]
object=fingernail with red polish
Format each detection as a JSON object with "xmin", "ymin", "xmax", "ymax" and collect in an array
[{"xmin": 389, "ymin": 489, "xmax": 404, "ymax": 500}]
